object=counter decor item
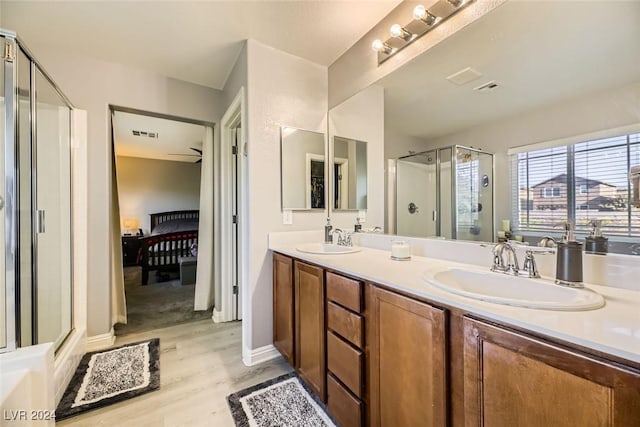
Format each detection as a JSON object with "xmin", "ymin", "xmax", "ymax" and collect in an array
[
  {"xmin": 556, "ymin": 222, "xmax": 583, "ymax": 288},
  {"xmin": 584, "ymin": 220, "xmax": 608, "ymax": 255},
  {"xmin": 391, "ymin": 240, "xmax": 411, "ymax": 261}
]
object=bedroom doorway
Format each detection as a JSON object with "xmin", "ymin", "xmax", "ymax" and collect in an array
[{"xmin": 109, "ymin": 106, "xmax": 216, "ymax": 336}]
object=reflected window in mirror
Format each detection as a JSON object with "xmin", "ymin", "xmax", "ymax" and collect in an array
[
  {"xmin": 281, "ymin": 126, "xmax": 326, "ymax": 210},
  {"xmin": 332, "ymin": 136, "xmax": 367, "ymax": 211}
]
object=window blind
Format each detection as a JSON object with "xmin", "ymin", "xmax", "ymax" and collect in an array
[{"xmin": 512, "ymin": 132, "xmax": 640, "ymax": 237}]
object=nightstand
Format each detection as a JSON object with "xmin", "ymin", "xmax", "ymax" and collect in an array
[{"xmin": 122, "ymin": 235, "xmax": 142, "ymax": 266}]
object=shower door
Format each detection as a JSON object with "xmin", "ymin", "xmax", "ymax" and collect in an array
[{"xmin": 396, "ymin": 151, "xmax": 437, "ymax": 237}]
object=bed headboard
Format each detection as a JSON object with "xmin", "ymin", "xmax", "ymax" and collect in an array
[{"xmin": 150, "ymin": 210, "xmax": 199, "ymax": 232}]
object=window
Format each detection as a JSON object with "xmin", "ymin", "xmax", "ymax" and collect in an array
[{"xmin": 513, "ymin": 132, "xmax": 640, "ymax": 236}]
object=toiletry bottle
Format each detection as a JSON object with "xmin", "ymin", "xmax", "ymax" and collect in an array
[
  {"xmin": 354, "ymin": 217, "xmax": 362, "ymax": 233},
  {"xmin": 584, "ymin": 220, "xmax": 608, "ymax": 255},
  {"xmin": 555, "ymin": 222, "xmax": 583, "ymax": 288},
  {"xmin": 324, "ymin": 218, "xmax": 333, "ymax": 243}
]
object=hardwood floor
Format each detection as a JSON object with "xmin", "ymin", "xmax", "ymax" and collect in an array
[{"xmin": 58, "ymin": 320, "xmax": 291, "ymax": 426}]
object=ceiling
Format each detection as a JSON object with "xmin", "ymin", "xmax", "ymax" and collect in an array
[
  {"xmin": 113, "ymin": 111, "xmax": 206, "ymax": 163},
  {"xmin": 1, "ymin": 0, "xmax": 401, "ymax": 89},
  {"xmin": 380, "ymin": 0, "xmax": 640, "ymax": 140}
]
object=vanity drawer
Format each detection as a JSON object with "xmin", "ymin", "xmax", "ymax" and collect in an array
[
  {"xmin": 327, "ymin": 331, "xmax": 363, "ymax": 397},
  {"xmin": 327, "ymin": 301, "xmax": 363, "ymax": 348},
  {"xmin": 327, "ymin": 373, "xmax": 363, "ymax": 427},
  {"xmin": 326, "ymin": 272, "xmax": 362, "ymax": 313}
]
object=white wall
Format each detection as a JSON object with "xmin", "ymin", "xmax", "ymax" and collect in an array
[
  {"xmin": 116, "ymin": 156, "xmax": 202, "ymax": 234},
  {"xmin": 245, "ymin": 39, "xmax": 328, "ymax": 354},
  {"xmin": 6, "ymin": 41, "xmax": 225, "ymax": 337},
  {"xmin": 329, "ymin": 85, "xmax": 385, "ymax": 230}
]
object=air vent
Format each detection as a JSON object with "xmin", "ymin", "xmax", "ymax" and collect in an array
[
  {"xmin": 446, "ymin": 67, "xmax": 482, "ymax": 86},
  {"xmin": 474, "ymin": 81, "xmax": 499, "ymax": 92},
  {"xmin": 132, "ymin": 130, "xmax": 158, "ymax": 138}
]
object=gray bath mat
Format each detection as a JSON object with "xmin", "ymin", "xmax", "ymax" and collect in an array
[
  {"xmin": 56, "ymin": 338, "xmax": 160, "ymax": 420},
  {"xmin": 227, "ymin": 372, "xmax": 336, "ymax": 427}
]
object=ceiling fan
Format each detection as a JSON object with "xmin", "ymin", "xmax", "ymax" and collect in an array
[{"xmin": 168, "ymin": 147, "xmax": 202, "ymax": 163}]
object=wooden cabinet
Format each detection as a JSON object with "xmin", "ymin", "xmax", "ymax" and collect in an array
[
  {"xmin": 294, "ymin": 260, "xmax": 326, "ymax": 400},
  {"xmin": 326, "ymin": 272, "xmax": 365, "ymax": 427},
  {"xmin": 121, "ymin": 235, "xmax": 141, "ymax": 266},
  {"xmin": 463, "ymin": 317, "xmax": 640, "ymax": 427},
  {"xmin": 366, "ymin": 285, "xmax": 447, "ymax": 427},
  {"xmin": 273, "ymin": 253, "xmax": 294, "ymax": 366}
]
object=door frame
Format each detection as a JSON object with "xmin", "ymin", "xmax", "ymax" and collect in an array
[{"xmin": 218, "ymin": 87, "xmax": 246, "ymax": 323}]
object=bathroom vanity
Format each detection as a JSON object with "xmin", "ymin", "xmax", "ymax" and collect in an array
[{"xmin": 271, "ymin": 240, "xmax": 640, "ymax": 427}]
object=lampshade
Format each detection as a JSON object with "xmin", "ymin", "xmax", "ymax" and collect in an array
[{"xmin": 123, "ymin": 218, "xmax": 139, "ymax": 230}]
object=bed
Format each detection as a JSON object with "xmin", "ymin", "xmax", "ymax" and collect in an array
[{"xmin": 137, "ymin": 210, "xmax": 199, "ymax": 285}]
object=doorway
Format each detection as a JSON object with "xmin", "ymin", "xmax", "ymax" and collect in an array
[{"xmin": 110, "ymin": 106, "xmax": 216, "ymax": 335}]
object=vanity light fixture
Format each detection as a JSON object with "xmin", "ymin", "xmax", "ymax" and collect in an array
[{"xmin": 372, "ymin": 0, "xmax": 474, "ymax": 64}]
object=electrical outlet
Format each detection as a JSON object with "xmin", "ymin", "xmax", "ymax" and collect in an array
[
  {"xmin": 358, "ymin": 210, "xmax": 366, "ymax": 223},
  {"xmin": 283, "ymin": 210, "xmax": 293, "ymax": 225}
]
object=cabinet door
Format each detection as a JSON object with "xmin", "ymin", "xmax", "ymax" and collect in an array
[
  {"xmin": 463, "ymin": 317, "xmax": 640, "ymax": 427},
  {"xmin": 367, "ymin": 285, "xmax": 447, "ymax": 427},
  {"xmin": 295, "ymin": 261, "xmax": 326, "ymax": 400},
  {"xmin": 273, "ymin": 253, "xmax": 294, "ymax": 366}
]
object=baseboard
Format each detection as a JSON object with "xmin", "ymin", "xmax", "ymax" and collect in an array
[
  {"xmin": 212, "ymin": 307, "xmax": 224, "ymax": 323},
  {"xmin": 86, "ymin": 328, "xmax": 115, "ymax": 352},
  {"xmin": 243, "ymin": 344, "xmax": 281, "ymax": 367}
]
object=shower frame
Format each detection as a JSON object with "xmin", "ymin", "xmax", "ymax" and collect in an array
[
  {"xmin": 1, "ymin": 29, "xmax": 75, "ymax": 354},
  {"xmin": 395, "ymin": 144, "xmax": 495, "ymax": 240}
]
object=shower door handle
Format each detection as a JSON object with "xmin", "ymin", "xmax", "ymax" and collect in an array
[
  {"xmin": 36, "ymin": 210, "xmax": 45, "ymax": 233},
  {"xmin": 433, "ymin": 211, "xmax": 437, "ymax": 221},
  {"xmin": 0, "ymin": 196, "xmax": 4, "ymax": 210}
]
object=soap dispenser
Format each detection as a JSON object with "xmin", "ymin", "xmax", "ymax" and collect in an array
[
  {"xmin": 354, "ymin": 217, "xmax": 362, "ymax": 233},
  {"xmin": 555, "ymin": 222, "xmax": 583, "ymax": 288},
  {"xmin": 324, "ymin": 218, "xmax": 333, "ymax": 243},
  {"xmin": 584, "ymin": 220, "xmax": 608, "ymax": 255}
]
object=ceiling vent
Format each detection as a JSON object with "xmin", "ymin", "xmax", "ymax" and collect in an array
[
  {"xmin": 446, "ymin": 67, "xmax": 482, "ymax": 86},
  {"xmin": 132, "ymin": 130, "xmax": 159, "ymax": 138},
  {"xmin": 474, "ymin": 81, "xmax": 499, "ymax": 92}
]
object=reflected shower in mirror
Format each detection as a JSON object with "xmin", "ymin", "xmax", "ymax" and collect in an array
[
  {"xmin": 281, "ymin": 126, "xmax": 326, "ymax": 210},
  {"xmin": 333, "ymin": 136, "xmax": 367, "ymax": 211}
]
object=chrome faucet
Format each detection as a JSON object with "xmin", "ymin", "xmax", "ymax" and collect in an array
[
  {"xmin": 331, "ymin": 229, "xmax": 353, "ymax": 247},
  {"xmin": 521, "ymin": 249, "xmax": 540, "ymax": 278},
  {"xmin": 491, "ymin": 242, "xmax": 519, "ymax": 276}
]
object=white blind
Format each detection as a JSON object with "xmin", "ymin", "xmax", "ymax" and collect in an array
[{"xmin": 512, "ymin": 132, "xmax": 640, "ymax": 237}]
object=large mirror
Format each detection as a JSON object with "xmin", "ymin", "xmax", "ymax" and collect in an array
[
  {"xmin": 330, "ymin": 1, "xmax": 640, "ymax": 252},
  {"xmin": 281, "ymin": 126, "xmax": 326, "ymax": 210},
  {"xmin": 333, "ymin": 136, "xmax": 367, "ymax": 211}
]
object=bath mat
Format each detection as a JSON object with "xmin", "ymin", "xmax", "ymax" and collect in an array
[
  {"xmin": 56, "ymin": 338, "xmax": 160, "ymax": 420},
  {"xmin": 227, "ymin": 372, "xmax": 336, "ymax": 427}
]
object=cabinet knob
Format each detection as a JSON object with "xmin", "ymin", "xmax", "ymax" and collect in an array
[{"xmin": 472, "ymin": 328, "xmax": 479, "ymax": 338}]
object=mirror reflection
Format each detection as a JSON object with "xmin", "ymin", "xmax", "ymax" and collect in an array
[
  {"xmin": 332, "ymin": 1, "xmax": 640, "ymax": 253},
  {"xmin": 333, "ymin": 136, "xmax": 367, "ymax": 211},
  {"xmin": 281, "ymin": 126, "xmax": 326, "ymax": 210}
]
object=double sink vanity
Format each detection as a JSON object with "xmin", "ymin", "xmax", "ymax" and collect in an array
[{"xmin": 270, "ymin": 231, "xmax": 640, "ymax": 427}]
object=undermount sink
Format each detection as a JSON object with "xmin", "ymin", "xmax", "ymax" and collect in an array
[
  {"xmin": 296, "ymin": 243, "xmax": 362, "ymax": 255},
  {"xmin": 423, "ymin": 267, "xmax": 605, "ymax": 311}
]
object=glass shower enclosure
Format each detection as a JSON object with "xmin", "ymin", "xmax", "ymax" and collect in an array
[
  {"xmin": 395, "ymin": 145, "xmax": 494, "ymax": 242},
  {"xmin": 1, "ymin": 30, "xmax": 73, "ymax": 353}
]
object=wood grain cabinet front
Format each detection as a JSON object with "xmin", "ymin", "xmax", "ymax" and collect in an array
[
  {"xmin": 294, "ymin": 260, "xmax": 326, "ymax": 401},
  {"xmin": 366, "ymin": 285, "xmax": 447, "ymax": 427},
  {"xmin": 273, "ymin": 253, "xmax": 294, "ymax": 366},
  {"xmin": 463, "ymin": 317, "xmax": 640, "ymax": 427}
]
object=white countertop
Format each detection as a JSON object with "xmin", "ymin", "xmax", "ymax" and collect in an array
[{"xmin": 269, "ymin": 235, "xmax": 640, "ymax": 365}]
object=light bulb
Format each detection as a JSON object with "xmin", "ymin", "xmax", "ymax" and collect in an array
[
  {"xmin": 371, "ymin": 39, "xmax": 392, "ymax": 54},
  {"xmin": 413, "ymin": 5, "xmax": 427, "ymax": 20},
  {"xmin": 390, "ymin": 24, "xmax": 403, "ymax": 38}
]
